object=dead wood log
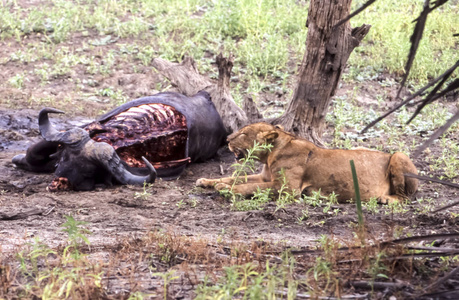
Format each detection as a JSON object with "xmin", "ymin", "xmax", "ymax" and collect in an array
[
  {"xmin": 0, "ymin": 207, "xmax": 53, "ymax": 220},
  {"xmin": 348, "ymin": 281, "xmax": 407, "ymax": 290},
  {"xmin": 422, "ymin": 265, "xmax": 459, "ymax": 294},
  {"xmin": 152, "ymin": 54, "xmax": 254, "ymax": 134}
]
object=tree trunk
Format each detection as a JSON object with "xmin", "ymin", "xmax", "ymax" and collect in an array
[{"xmin": 276, "ymin": 0, "xmax": 370, "ymax": 145}]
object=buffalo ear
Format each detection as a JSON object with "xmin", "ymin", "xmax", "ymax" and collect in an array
[{"xmin": 257, "ymin": 130, "xmax": 279, "ymax": 144}]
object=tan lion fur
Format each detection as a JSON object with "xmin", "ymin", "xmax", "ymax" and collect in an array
[{"xmin": 196, "ymin": 122, "xmax": 418, "ymax": 204}]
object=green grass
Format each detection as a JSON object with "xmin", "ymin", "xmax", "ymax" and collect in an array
[
  {"xmin": 2, "ymin": 0, "xmax": 455, "ymax": 112},
  {"xmin": 195, "ymin": 254, "xmax": 299, "ymax": 299},
  {"xmin": 350, "ymin": 0, "xmax": 458, "ymax": 85}
]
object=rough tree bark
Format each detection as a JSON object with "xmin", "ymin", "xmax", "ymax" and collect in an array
[
  {"xmin": 152, "ymin": 54, "xmax": 258, "ymax": 134},
  {"xmin": 275, "ymin": 0, "xmax": 370, "ymax": 145}
]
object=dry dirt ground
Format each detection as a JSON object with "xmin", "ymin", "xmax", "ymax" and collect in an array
[
  {"xmin": 0, "ymin": 32, "xmax": 459, "ymax": 299},
  {"xmin": 1, "ymin": 99, "xmax": 459, "ymax": 298}
]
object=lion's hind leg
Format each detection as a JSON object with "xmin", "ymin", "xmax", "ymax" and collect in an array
[{"xmin": 386, "ymin": 152, "xmax": 419, "ymax": 202}]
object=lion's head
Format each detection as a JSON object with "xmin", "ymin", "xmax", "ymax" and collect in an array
[{"xmin": 227, "ymin": 122, "xmax": 285, "ymax": 162}]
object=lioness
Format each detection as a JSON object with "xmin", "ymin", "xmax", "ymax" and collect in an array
[{"xmin": 196, "ymin": 122, "xmax": 418, "ymax": 204}]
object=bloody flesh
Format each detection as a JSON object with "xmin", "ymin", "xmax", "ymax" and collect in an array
[{"xmin": 85, "ymin": 103, "xmax": 189, "ymax": 168}]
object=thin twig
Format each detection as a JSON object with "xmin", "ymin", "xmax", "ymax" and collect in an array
[
  {"xmin": 333, "ymin": 0, "xmax": 378, "ymax": 28},
  {"xmin": 407, "ymin": 78, "xmax": 459, "ymax": 125},
  {"xmin": 275, "ymin": 289, "xmax": 369, "ymax": 299},
  {"xmin": 423, "ymin": 265, "xmax": 459, "ymax": 293},
  {"xmin": 406, "ymin": 246, "xmax": 459, "ymax": 252},
  {"xmin": 431, "ymin": 200, "xmax": 459, "ymax": 213},
  {"xmin": 0, "ymin": 208, "xmax": 47, "ymax": 221},
  {"xmin": 412, "ymin": 105, "xmax": 459, "ymax": 158},
  {"xmin": 404, "ymin": 173, "xmax": 459, "ymax": 189},
  {"xmin": 396, "ymin": 0, "xmax": 430, "ymax": 99},
  {"xmin": 338, "ymin": 250, "xmax": 459, "ymax": 264},
  {"xmin": 348, "ymin": 281, "xmax": 406, "ymax": 290},
  {"xmin": 289, "ymin": 233, "xmax": 459, "ymax": 255}
]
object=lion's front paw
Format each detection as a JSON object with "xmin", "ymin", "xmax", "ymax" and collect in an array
[
  {"xmin": 378, "ymin": 195, "xmax": 401, "ymax": 205},
  {"xmin": 215, "ymin": 183, "xmax": 231, "ymax": 191},
  {"xmin": 196, "ymin": 178, "xmax": 212, "ymax": 187}
]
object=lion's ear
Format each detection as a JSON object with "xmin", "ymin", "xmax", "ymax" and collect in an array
[
  {"xmin": 275, "ymin": 124, "xmax": 284, "ymax": 130},
  {"xmin": 257, "ymin": 131, "xmax": 279, "ymax": 144}
]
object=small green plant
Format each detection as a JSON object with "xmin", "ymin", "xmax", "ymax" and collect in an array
[
  {"xmin": 8, "ymin": 73, "xmax": 26, "ymax": 89},
  {"xmin": 306, "ymin": 256, "xmax": 337, "ymax": 294},
  {"xmin": 195, "ymin": 253, "xmax": 298, "ymax": 299},
  {"xmin": 415, "ymin": 197, "xmax": 435, "ymax": 214},
  {"xmin": 275, "ymin": 169, "xmax": 298, "ymax": 212},
  {"xmin": 189, "ymin": 198, "xmax": 198, "ymax": 208},
  {"xmin": 219, "ymin": 141, "xmax": 273, "ymax": 210},
  {"xmin": 385, "ymin": 200, "xmax": 409, "ymax": 215},
  {"xmin": 134, "ymin": 182, "xmax": 153, "ymax": 200},
  {"xmin": 302, "ymin": 190, "xmax": 339, "ymax": 214},
  {"xmin": 368, "ymin": 251, "xmax": 389, "ymax": 283},
  {"xmin": 15, "ymin": 218, "xmax": 102, "ymax": 299},
  {"xmin": 17, "ymin": 238, "xmax": 57, "ymax": 278},
  {"xmin": 176, "ymin": 199, "xmax": 186, "ymax": 209},
  {"xmin": 232, "ymin": 187, "xmax": 272, "ymax": 211},
  {"xmin": 152, "ymin": 270, "xmax": 179, "ymax": 300},
  {"xmin": 363, "ymin": 197, "xmax": 380, "ymax": 214},
  {"xmin": 230, "ymin": 141, "xmax": 273, "ymax": 188},
  {"xmin": 61, "ymin": 215, "xmax": 91, "ymax": 259},
  {"xmin": 34, "ymin": 64, "xmax": 51, "ymax": 83},
  {"xmin": 296, "ymin": 208, "xmax": 309, "ymax": 224}
]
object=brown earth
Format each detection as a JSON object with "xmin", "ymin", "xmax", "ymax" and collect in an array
[
  {"xmin": 1, "ymin": 96, "xmax": 459, "ymax": 298},
  {"xmin": 0, "ymin": 28, "xmax": 459, "ymax": 298}
]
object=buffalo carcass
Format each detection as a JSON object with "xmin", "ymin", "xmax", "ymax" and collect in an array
[{"xmin": 12, "ymin": 91, "xmax": 227, "ymax": 191}]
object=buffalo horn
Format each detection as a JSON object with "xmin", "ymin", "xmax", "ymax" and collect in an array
[
  {"xmin": 104, "ymin": 153, "xmax": 157, "ymax": 185},
  {"xmin": 38, "ymin": 108, "xmax": 66, "ymax": 142}
]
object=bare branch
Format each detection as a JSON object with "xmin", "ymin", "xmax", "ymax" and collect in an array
[
  {"xmin": 404, "ymin": 173, "xmax": 459, "ymax": 189},
  {"xmin": 334, "ymin": 0, "xmax": 378, "ymax": 28},
  {"xmin": 288, "ymin": 233, "xmax": 459, "ymax": 255},
  {"xmin": 412, "ymin": 110, "xmax": 459, "ymax": 157},
  {"xmin": 396, "ymin": 0, "xmax": 430, "ymax": 99},
  {"xmin": 423, "ymin": 265, "xmax": 459, "ymax": 294},
  {"xmin": 361, "ymin": 60, "xmax": 459, "ymax": 133},
  {"xmin": 432, "ymin": 200, "xmax": 459, "ymax": 213},
  {"xmin": 406, "ymin": 78, "xmax": 458, "ymax": 125}
]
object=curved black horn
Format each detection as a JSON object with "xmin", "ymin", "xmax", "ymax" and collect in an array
[
  {"xmin": 39, "ymin": 108, "xmax": 65, "ymax": 142},
  {"xmin": 140, "ymin": 156, "xmax": 157, "ymax": 184},
  {"xmin": 102, "ymin": 148, "xmax": 157, "ymax": 185}
]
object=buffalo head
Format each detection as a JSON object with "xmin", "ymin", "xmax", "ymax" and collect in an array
[{"xmin": 13, "ymin": 108, "xmax": 156, "ymax": 191}]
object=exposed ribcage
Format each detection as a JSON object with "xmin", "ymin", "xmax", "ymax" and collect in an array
[{"xmin": 86, "ymin": 103, "xmax": 189, "ymax": 168}]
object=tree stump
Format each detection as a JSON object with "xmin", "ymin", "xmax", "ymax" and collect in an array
[{"xmin": 152, "ymin": 54, "xmax": 255, "ymax": 134}]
